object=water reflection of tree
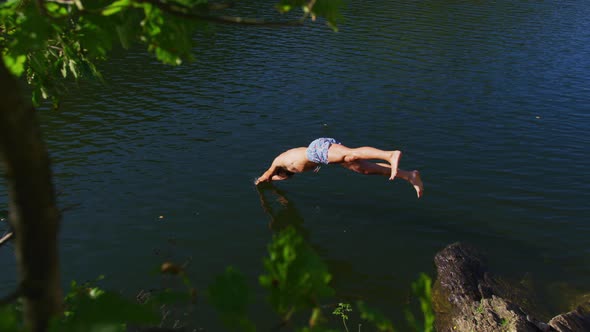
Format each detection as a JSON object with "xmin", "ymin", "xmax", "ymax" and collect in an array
[
  {"xmin": 256, "ymin": 184, "xmax": 309, "ymax": 239},
  {"xmin": 255, "ymin": 185, "xmax": 369, "ymax": 320}
]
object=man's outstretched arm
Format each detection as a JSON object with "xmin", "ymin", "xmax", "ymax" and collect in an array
[{"xmin": 255, "ymin": 161, "xmax": 278, "ymax": 185}]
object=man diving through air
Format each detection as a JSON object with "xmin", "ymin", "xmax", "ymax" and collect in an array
[{"xmin": 255, "ymin": 138, "xmax": 424, "ymax": 198}]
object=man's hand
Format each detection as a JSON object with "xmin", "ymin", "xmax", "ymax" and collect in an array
[
  {"xmin": 256, "ymin": 161, "xmax": 279, "ymax": 185},
  {"xmin": 254, "ymin": 175, "xmax": 269, "ymax": 185}
]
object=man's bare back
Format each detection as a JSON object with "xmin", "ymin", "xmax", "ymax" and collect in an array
[{"xmin": 255, "ymin": 138, "xmax": 423, "ymax": 198}]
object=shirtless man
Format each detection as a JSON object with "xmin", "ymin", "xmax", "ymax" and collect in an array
[{"xmin": 255, "ymin": 137, "xmax": 424, "ymax": 198}]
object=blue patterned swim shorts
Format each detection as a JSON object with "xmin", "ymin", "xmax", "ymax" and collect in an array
[{"xmin": 306, "ymin": 137, "xmax": 341, "ymax": 164}]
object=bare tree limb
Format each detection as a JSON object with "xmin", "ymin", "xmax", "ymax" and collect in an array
[
  {"xmin": 0, "ymin": 231, "xmax": 13, "ymax": 247},
  {"xmin": 46, "ymin": 0, "xmax": 75, "ymax": 5},
  {"xmin": 135, "ymin": 0, "xmax": 304, "ymax": 27}
]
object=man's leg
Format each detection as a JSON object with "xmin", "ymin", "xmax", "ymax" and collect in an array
[
  {"xmin": 341, "ymin": 161, "xmax": 423, "ymax": 198},
  {"xmin": 327, "ymin": 144, "xmax": 402, "ymax": 180}
]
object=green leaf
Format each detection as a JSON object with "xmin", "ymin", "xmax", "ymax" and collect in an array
[
  {"xmin": 403, "ymin": 274, "xmax": 435, "ymax": 332},
  {"xmin": 311, "ymin": 0, "xmax": 344, "ymax": 30},
  {"xmin": 410, "ymin": 273, "xmax": 435, "ymax": 332},
  {"xmin": 60, "ymin": 61, "xmax": 67, "ymax": 78},
  {"xmin": 77, "ymin": 15, "xmax": 119, "ymax": 58},
  {"xmin": 154, "ymin": 47, "xmax": 181, "ymax": 65},
  {"xmin": 276, "ymin": 4, "xmax": 292, "ymax": 13},
  {"xmin": 45, "ymin": 2, "xmax": 68, "ymax": 17},
  {"xmin": 68, "ymin": 59, "xmax": 78, "ymax": 79},
  {"xmin": 88, "ymin": 287, "xmax": 105, "ymax": 299},
  {"xmin": 0, "ymin": 0, "xmax": 20, "ymax": 9},
  {"xmin": 2, "ymin": 0, "xmax": 340, "ymax": 105},
  {"xmin": 2, "ymin": 54, "xmax": 26, "ymax": 76},
  {"xmin": 102, "ymin": 0, "xmax": 131, "ymax": 16},
  {"xmin": 276, "ymin": 0, "xmax": 343, "ymax": 29},
  {"xmin": 332, "ymin": 302, "xmax": 352, "ymax": 320},
  {"xmin": 260, "ymin": 227, "xmax": 334, "ymax": 315}
]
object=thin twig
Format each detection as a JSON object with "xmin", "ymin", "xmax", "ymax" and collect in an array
[
  {"xmin": 302, "ymin": 0, "xmax": 317, "ymax": 21},
  {"xmin": 0, "ymin": 232, "xmax": 13, "ymax": 247},
  {"xmin": 46, "ymin": 0, "xmax": 74, "ymax": 4}
]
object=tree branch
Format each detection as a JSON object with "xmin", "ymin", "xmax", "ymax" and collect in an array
[
  {"xmin": 0, "ymin": 231, "xmax": 13, "ymax": 247},
  {"xmin": 46, "ymin": 0, "xmax": 75, "ymax": 4},
  {"xmin": 208, "ymin": 1, "xmax": 234, "ymax": 11},
  {"xmin": 36, "ymin": 0, "xmax": 49, "ymax": 16},
  {"xmin": 135, "ymin": 0, "xmax": 304, "ymax": 27},
  {"xmin": 0, "ymin": 54, "xmax": 62, "ymax": 332},
  {"xmin": 35, "ymin": 0, "xmax": 303, "ymax": 28}
]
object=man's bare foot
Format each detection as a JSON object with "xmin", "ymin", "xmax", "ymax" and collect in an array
[
  {"xmin": 389, "ymin": 150, "xmax": 402, "ymax": 180},
  {"xmin": 409, "ymin": 170, "xmax": 424, "ymax": 198}
]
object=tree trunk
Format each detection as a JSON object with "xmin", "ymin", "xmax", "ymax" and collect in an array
[{"xmin": 0, "ymin": 62, "xmax": 62, "ymax": 331}]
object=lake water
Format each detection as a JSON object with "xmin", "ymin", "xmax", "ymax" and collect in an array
[{"xmin": 1, "ymin": 0, "xmax": 589, "ymax": 329}]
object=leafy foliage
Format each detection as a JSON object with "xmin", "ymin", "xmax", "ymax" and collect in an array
[
  {"xmin": 332, "ymin": 302, "xmax": 352, "ymax": 332},
  {"xmin": 260, "ymin": 226, "xmax": 334, "ymax": 317},
  {"xmin": 404, "ymin": 273, "xmax": 435, "ymax": 332},
  {"xmin": 332, "ymin": 302, "xmax": 352, "ymax": 321},
  {"xmin": 49, "ymin": 277, "xmax": 159, "ymax": 332},
  {"xmin": 0, "ymin": 0, "xmax": 342, "ymax": 105},
  {"xmin": 276, "ymin": 0, "xmax": 343, "ymax": 30},
  {"xmin": 0, "ymin": 235, "xmax": 436, "ymax": 332}
]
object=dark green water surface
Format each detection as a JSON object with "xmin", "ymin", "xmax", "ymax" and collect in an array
[{"xmin": 1, "ymin": 0, "xmax": 589, "ymax": 329}]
